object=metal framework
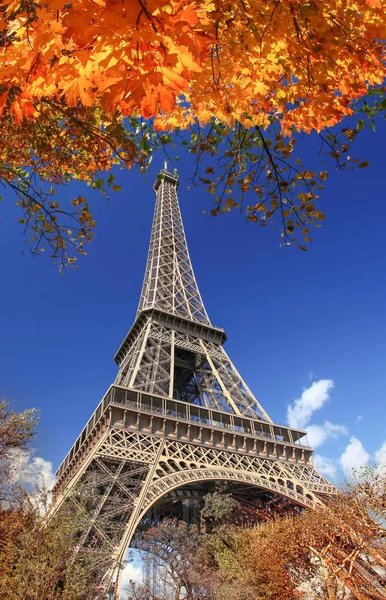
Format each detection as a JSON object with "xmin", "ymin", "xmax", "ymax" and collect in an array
[{"xmin": 51, "ymin": 166, "xmax": 336, "ymax": 596}]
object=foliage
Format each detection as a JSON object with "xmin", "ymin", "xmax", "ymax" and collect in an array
[
  {"xmin": 0, "ymin": 398, "xmax": 38, "ymax": 500},
  {"xmin": 0, "ymin": 401, "xmax": 113, "ymax": 600},
  {"xmin": 0, "ymin": 399, "xmax": 37, "ymax": 462},
  {"xmin": 0, "ymin": 104, "xmax": 150, "ymax": 267},
  {"xmin": 125, "ymin": 472, "xmax": 386, "ymax": 600},
  {"xmin": 0, "ymin": 0, "xmax": 385, "ymax": 266},
  {"xmin": 127, "ymin": 520, "xmax": 214, "ymax": 600},
  {"xmin": 0, "ymin": 487, "xmax": 114, "ymax": 600},
  {"xmin": 206, "ymin": 476, "xmax": 386, "ymax": 600},
  {"xmin": 201, "ymin": 489, "xmax": 238, "ymax": 530}
]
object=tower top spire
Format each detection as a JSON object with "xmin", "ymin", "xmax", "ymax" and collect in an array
[{"xmin": 139, "ymin": 166, "xmax": 210, "ymax": 324}]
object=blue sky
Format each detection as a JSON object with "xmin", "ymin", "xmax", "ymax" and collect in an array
[{"xmin": 1, "ymin": 119, "xmax": 386, "ymax": 487}]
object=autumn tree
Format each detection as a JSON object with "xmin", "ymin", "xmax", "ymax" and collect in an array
[
  {"xmin": 126, "ymin": 520, "xmax": 212, "ymax": 600},
  {"xmin": 0, "ymin": 0, "xmax": 384, "ymax": 266},
  {"xmin": 0, "ymin": 398, "xmax": 38, "ymax": 566},
  {"xmin": 123, "ymin": 473, "xmax": 386, "ymax": 600},
  {"xmin": 0, "ymin": 398, "xmax": 38, "ymax": 500},
  {"xmin": 202, "ymin": 473, "xmax": 386, "ymax": 600},
  {"xmin": 0, "ymin": 486, "xmax": 116, "ymax": 600},
  {"xmin": 0, "ymin": 401, "xmax": 114, "ymax": 600},
  {"xmin": 0, "ymin": 399, "xmax": 37, "ymax": 461}
]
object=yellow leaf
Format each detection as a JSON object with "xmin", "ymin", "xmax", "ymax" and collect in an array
[
  {"xmin": 276, "ymin": 89, "xmax": 286, "ymax": 99},
  {"xmin": 5, "ymin": 0, "xmax": 21, "ymax": 15},
  {"xmin": 62, "ymin": 78, "xmax": 96, "ymax": 108},
  {"xmin": 225, "ymin": 197, "xmax": 239, "ymax": 208}
]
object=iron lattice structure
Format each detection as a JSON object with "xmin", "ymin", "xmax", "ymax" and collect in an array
[{"xmin": 52, "ymin": 167, "xmax": 336, "ymax": 595}]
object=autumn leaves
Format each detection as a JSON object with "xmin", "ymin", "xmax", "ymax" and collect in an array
[
  {"xmin": 1, "ymin": 0, "xmax": 384, "ymax": 130},
  {"xmin": 0, "ymin": 0, "xmax": 385, "ymax": 266}
]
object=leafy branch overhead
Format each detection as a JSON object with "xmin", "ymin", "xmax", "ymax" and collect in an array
[{"xmin": 0, "ymin": 0, "xmax": 385, "ymax": 265}]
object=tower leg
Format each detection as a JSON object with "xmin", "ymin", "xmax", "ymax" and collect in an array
[{"xmin": 102, "ymin": 439, "xmax": 166, "ymax": 599}]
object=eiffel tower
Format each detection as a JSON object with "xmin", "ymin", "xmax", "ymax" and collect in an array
[{"xmin": 52, "ymin": 165, "xmax": 336, "ymax": 595}]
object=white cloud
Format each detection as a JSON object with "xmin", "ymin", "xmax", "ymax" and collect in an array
[
  {"xmin": 340, "ymin": 436, "xmax": 370, "ymax": 478},
  {"xmin": 375, "ymin": 441, "xmax": 386, "ymax": 466},
  {"xmin": 120, "ymin": 561, "xmax": 143, "ymax": 598},
  {"xmin": 374, "ymin": 440, "xmax": 386, "ymax": 477},
  {"xmin": 10, "ymin": 450, "xmax": 55, "ymax": 491},
  {"xmin": 121, "ymin": 563, "xmax": 143, "ymax": 587},
  {"xmin": 356, "ymin": 415, "xmax": 363, "ymax": 423},
  {"xmin": 313, "ymin": 455, "xmax": 337, "ymax": 480},
  {"xmin": 287, "ymin": 379, "xmax": 334, "ymax": 429},
  {"xmin": 306, "ymin": 421, "xmax": 348, "ymax": 449}
]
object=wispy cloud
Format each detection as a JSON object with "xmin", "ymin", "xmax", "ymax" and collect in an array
[
  {"xmin": 287, "ymin": 379, "xmax": 334, "ymax": 430},
  {"xmin": 375, "ymin": 440, "xmax": 386, "ymax": 476},
  {"xmin": 287, "ymin": 379, "xmax": 349, "ymax": 478},
  {"xmin": 307, "ymin": 422, "xmax": 348, "ymax": 449},
  {"xmin": 288, "ymin": 381, "xmax": 386, "ymax": 482},
  {"xmin": 120, "ymin": 560, "xmax": 143, "ymax": 599},
  {"xmin": 313, "ymin": 455, "xmax": 338, "ymax": 480},
  {"xmin": 10, "ymin": 450, "xmax": 55, "ymax": 491},
  {"xmin": 340, "ymin": 436, "xmax": 370, "ymax": 478},
  {"xmin": 121, "ymin": 563, "xmax": 143, "ymax": 587}
]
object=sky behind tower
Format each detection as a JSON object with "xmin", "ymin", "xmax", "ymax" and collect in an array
[{"xmin": 1, "ymin": 121, "xmax": 386, "ymax": 487}]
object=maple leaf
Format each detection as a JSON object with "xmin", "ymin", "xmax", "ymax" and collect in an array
[
  {"xmin": 62, "ymin": 77, "xmax": 96, "ymax": 107},
  {"xmin": 160, "ymin": 67, "xmax": 189, "ymax": 92},
  {"xmin": 5, "ymin": 0, "xmax": 21, "ymax": 16},
  {"xmin": 175, "ymin": 5, "xmax": 199, "ymax": 26},
  {"xmin": 0, "ymin": 91, "xmax": 9, "ymax": 116},
  {"xmin": 101, "ymin": 82, "xmax": 128, "ymax": 113},
  {"xmin": 158, "ymin": 86, "xmax": 175, "ymax": 113},
  {"xmin": 141, "ymin": 92, "xmax": 158, "ymax": 119},
  {"xmin": 11, "ymin": 99, "xmax": 23, "ymax": 124}
]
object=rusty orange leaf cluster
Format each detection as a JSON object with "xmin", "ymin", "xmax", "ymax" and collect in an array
[
  {"xmin": 1, "ymin": 0, "xmax": 385, "ymax": 132},
  {"xmin": 0, "ymin": 0, "xmax": 385, "ymax": 266}
]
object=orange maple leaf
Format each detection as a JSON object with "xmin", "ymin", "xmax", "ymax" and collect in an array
[
  {"xmin": 62, "ymin": 77, "xmax": 96, "ymax": 107},
  {"xmin": 0, "ymin": 91, "xmax": 9, "ymax": 116}
]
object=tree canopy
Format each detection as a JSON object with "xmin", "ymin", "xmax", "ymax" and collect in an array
[
  {"xmin": 0, "ymin": 399, "xmax": 38, "ymax": 502},
  {"xmin": 125, "ymin": 476, "xmax": 386, "ymax": 600},
  {"xmin": 0, "ymin": 0, "xmax": 385, "ymax": 266},
  {"xmin": 0, "ymin": 400, "xmax": 114, "ymax": 600}
]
